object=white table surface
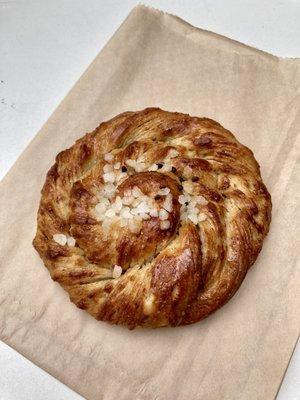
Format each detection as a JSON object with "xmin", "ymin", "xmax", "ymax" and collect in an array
[{"xmin": 0, "ymin": 1, "xmax": 299, "ymax": 399}]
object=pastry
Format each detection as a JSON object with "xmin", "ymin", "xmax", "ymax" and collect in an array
[{"xmin": 33, "ymin": 108, "xmax": 271, "ymax": 328}]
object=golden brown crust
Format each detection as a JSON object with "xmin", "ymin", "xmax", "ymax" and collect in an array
[{"xmin": 33, "ymin": 108, "xmax": 271, "ymax": 328}]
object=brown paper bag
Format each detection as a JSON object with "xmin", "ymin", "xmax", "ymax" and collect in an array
[{"xmin": 0, "ymin": 5, "xmax": 299, "ymax": 400}]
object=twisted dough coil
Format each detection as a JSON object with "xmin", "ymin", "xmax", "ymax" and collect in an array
[{"xmin": 33, "ymin": 108, "xmax": 271, "ymax": 329}]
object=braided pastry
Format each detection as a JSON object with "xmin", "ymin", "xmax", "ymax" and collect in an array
[{"xmin": 33, "ymin": 108, "xmax": 271, "ymax": 329}]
